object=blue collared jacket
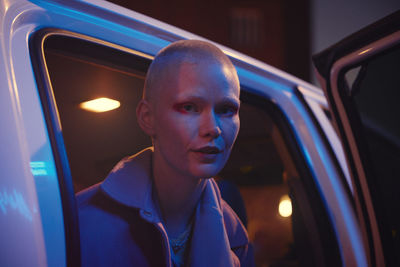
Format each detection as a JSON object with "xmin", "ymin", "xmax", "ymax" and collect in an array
[{"xmin": 77, "ymin": 147, "xmax": 254, "ymax": 266}]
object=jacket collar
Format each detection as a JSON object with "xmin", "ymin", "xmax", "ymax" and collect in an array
[
  {"xmin": 100, "ymin": 147, "xmax": 160, "ymax": 221},
  {"xmin": 100, "ymin": 147, "xmax": 248, "ymax": 266}
]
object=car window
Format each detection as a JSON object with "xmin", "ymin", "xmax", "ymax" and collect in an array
[
  {"xmin": 36, "ymin": 32, "xmax": 340, "ymax": 267},
  {"xmin": 342, "ymin": 44, "xmax": 400, "ymax": 265},
  {"xmin": 43, "ymin": 35, "xmax": 152, "ymax": 192},
  {"xmin": 30, "ymin": 32, "xmax": 153, "ymax": 266}
]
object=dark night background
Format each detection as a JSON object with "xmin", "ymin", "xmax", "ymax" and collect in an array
[{"xmin": 106, "ymin": 0, "xmax": 399, "ymax": 84}]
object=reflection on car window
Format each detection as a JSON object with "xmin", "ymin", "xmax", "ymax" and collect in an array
[{"xmin": 344, "ymin": 45, "xmax": 400, "ymax": 266}]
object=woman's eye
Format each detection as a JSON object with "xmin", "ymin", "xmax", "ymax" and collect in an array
[
  {"xmin": 182, "ymin": 104, "xmax": 196, "ymax": 112},
  {"xmin": 174, "ymin": 103, "xmax": 199, "ymax": 113},
  {"xmin": 217, "ymin": 105, "xmax": 238, "ymax": 116}
]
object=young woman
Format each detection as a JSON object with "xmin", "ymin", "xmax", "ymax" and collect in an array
[{"xmin": 77, "ymin": 40, "xmax": 254, "ymax": 267}]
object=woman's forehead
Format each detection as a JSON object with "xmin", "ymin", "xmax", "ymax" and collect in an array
[
  {"xmin": 145, "ymin": 46, "xmax": 239, "ymax": 106},
  {"xmin": 155, "ymin": 65, "xmax": 238, "ymax": 105}
]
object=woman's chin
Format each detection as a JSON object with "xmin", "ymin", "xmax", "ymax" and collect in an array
[{"xmin": 189, "ymin": 164, "xmax": 224, "ymax": 179}]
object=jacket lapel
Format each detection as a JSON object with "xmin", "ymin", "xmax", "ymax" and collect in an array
[{"xmin": 188, "ymin": 180, "xmax": 236, "ymax": 267}]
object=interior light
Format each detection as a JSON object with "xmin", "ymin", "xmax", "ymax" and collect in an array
[
  {"xmin": 359, "ymin": 47, "xmax": 372, "ymax": 55},
  {"xmin": 278, "ymin": 194, "xmax": 292, "ymax": 218},
  {"xmin": 80, "ymin": 97, "xmax": 120, "ymax": 113}
]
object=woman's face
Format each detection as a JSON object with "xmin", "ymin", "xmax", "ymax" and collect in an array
[{"xmin": 151, "ymin": 60, "xmax": 240, "ymax": 180}]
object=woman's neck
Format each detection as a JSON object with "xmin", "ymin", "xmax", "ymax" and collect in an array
[{"xmin": 152, "ymin": 158, "xmax": 206, "ymax": 238}]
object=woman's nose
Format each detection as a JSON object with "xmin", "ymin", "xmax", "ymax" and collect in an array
[{"xmin": 200, "ymin": 111, "xmax": 221, "ymax": 139}]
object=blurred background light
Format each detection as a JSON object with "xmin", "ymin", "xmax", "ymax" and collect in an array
[
  {"xmin": 80, "ymin": 97, "xmax": 120, "ymax": 113},
  {"xmin": 278, "ymin": 194, "xmax": 292, "ymax": 217}
]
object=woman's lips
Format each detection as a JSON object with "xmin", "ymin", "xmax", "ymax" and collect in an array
[
  {"xmin": 194, "ymin": 146, "xmax": 221, "ymax": 154},
  {"xmin": 192, "ymin": 146, "xmax": 222, "ymax": 162}
]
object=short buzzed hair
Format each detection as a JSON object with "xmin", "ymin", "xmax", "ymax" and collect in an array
[{"xmin": 143, "ymin": 40, "xmax": 238, "ymax": 102}]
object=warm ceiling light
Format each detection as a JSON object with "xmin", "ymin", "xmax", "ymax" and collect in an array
[
  {"xmin": 80, "ymin": 97, "xmax": 120, "ymax": 113},
  {"xmin": 278, "ymin": 194, "xmax": 292, "ymax": 218}
]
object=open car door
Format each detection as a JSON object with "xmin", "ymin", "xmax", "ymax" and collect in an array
[{"xmin": 313, "ymin": 11, "xmax": 400, "ymax": 267}]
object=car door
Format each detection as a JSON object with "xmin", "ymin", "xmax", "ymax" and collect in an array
[{"xmin": 313, "ymin": 10, "xmax": 400, "ymax": 267}]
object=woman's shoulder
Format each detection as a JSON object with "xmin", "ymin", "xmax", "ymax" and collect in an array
[{"xmin": 76, "ymin": 183, "xmax": 134, "ymax": 222}]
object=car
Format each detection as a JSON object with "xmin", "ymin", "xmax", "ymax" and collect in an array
[{"xmin": 0, "ymin": 0, "xmax": 398, "ymax": 266}]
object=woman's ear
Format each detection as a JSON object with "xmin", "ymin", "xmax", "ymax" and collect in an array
[{"xmin": 136, "ymin": 99, "xmax": 155, "ymax": 137}]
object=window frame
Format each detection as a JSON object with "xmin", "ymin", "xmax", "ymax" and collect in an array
[{"xmin": 29, "ymin": 28, "xmax": 153, "ymax": 267}]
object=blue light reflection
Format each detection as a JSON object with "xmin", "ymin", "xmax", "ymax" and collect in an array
[
  {"xmin": 0, "ymin": 188, "xmax": 33, "ymax": 221},
  {"xmin": 31, "ymin": 0, "xmax": 170, "ymax": 50},
  {"xmin": 30, "ymin": 161, "xmax": 48, "ymax": 176}
]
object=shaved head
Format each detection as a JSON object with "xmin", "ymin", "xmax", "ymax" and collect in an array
[{"xmin": 143, "ymin": 40, "xmax": 239, "ymax": 103}]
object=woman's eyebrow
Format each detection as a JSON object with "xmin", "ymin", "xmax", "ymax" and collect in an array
[
  {"xmin": 175, "ymin": 95, "xmax": 207, "ymax": 103},
  {"xmin": 174, "ymin": 93, "xmax": 240, "ymax": 105},
  {"xmin": 219, "ymin": 97, "xmax": 240, "ymax": 107}
]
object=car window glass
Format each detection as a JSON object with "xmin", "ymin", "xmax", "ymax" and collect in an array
[{"xmin": 343, "ymin": 45, "xmax": 400, "ymax": 265}]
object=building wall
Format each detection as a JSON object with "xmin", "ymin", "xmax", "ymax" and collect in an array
[
  {"xmin": 107, "ymin": 0, "xmax": 400, "ymax": 84},
  {"xmin": 108, "ymin": 0, "xmax": 311, "ymax": 81}
]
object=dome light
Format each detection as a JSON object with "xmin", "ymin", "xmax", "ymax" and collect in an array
[
  {"xmin": 80, "ymin": 97, "xmax": 120, "ymax": 113},
  {"xmin": 279, "ymin": 194, "xmax": 292, "ymax": 217}
]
